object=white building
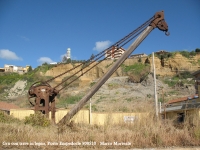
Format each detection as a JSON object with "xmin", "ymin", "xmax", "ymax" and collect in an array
[
  {"xmin": 4, "ymin": 64, "xmax": 30, "ymax": 74},
  {"xmin": 13, "ymin": 66, "xmax": 18, "ymax": 72},
  {"xmin": 50, "ymin": 62, "xmax": 57, "ymax": 65},
  {"xmin": 129, "ymin": 53, "xmax": 148, "ymax": 59},
  {"xmin": 105, "ymin": 46, "xmax": 125, "ymax": 60},
  {"xmin": 67, "ymin": 48, "xmax": 71, "ymax": 59}
]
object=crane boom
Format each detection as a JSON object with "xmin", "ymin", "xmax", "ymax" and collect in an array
[{"xmin": 58, "ymin": 11, "xmax": 169, "ymax": 126}]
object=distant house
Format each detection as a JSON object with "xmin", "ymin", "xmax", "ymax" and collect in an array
[
  {"xmin": 4, "ymin": 64, "xmax": 14, "ymax": 72},
  {"xmin": 162, "ymin": 71, "xmax": 200, "ymax": 122},
  {"xmin": 0, "ymin": 68, "xmax": 5, "ymax": 72},
  {"xmin": 0, "ymin": 101, "xmax": 20, "ymax": 114},
  {"xmin": 129, "ymin": 53, "xmax": 148, "ymax": 59},
  {"xmin": 50, "ymin": 62, "xmax": 57, "ymax": 65},
  {"xmin": 162, "ymin": 93, "xmax": 200, "ymax": 122},
  {"xmin": 105, "ymin": 46, "xmax": 125, "ymax": 60},
  {"xmin": 23, "ymin": 65, "xmax": 31, "ymax": 72},
  {"xmin": 4, "ymin": 64, "xmax": 30, "ymax": 74},
  {"xmin": 155, "ymin": 50, "xmax": 169, "ymax": 55}
]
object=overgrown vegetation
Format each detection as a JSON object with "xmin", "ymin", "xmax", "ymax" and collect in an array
[
  {"xmin": 163, "ymin": 71, "xmax": 194, "ymax": 87},
  {"xmin": 122, "ymin": 63, "xmax": 150, "ymax": 83},
  {"xmin": 24, "ymin": 111, "xmax": 50, "ymax": 127},
  {"xmin": 1, "ymin": 109, "xmax": 200, "ymax": 149},
  {"xmin": 56, "ymin": 94, "xmax": 83, "ymax": 108},
  {"xmin": 90, "ymin": 81, "xmax": 96, "ymax": 87},
  {"xmin": 0, "ymin": 111, "xmax": 21, "ymax": 123},
  {"xmin": 0, "ymin": 64, "xmax": 54, "ymax": 94}
]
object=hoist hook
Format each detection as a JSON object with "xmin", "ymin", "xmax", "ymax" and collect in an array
[{"xmin": 165, "ymin": 31, "xmax": 170, "ymax": 36}]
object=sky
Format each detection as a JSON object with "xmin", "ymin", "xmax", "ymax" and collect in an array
[{"xmin": 0, "ymin": 0, "xmax": 200, "ymax": 68}]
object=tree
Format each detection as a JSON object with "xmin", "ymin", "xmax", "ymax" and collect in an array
[
  {"xmin": 67, "ymin": 58, "xmax": 71, "ymax": 64},
  {"xmin": 27, "ymin": 66, "xmax": 33, "ymax": 72},
  {"xmin": 160, "ymin": 55, "xmax": 164, "ymax": 67},
  {"xmin": 167, "ymin": 53, "xmax": 172, "ymax": 58},
  {"xmin": 42, "ymin": 62, "xmax": 48, "ymax": 65},
  {"xmin": 145, "ymin": 58, "xmax": 150, "ymax": 65},
  {"xmin": 195, "ymin": 48, "xmax": 200, "ymax": 53},
  {"xmin": 90, "ymin": 54, "xmax": 95, "ymax": 61},
  {"xmin": 190, "ymin": 51, "xmax": 196, "ymax": 57},
  {"xmin": 62, "ymin": 56, "xmax": 67, "ymax": 63},
  {"xmin": 138, "ymin": 57, "xmax": 142, "ymax": 63}
]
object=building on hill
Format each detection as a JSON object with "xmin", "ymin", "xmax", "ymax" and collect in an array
[
  {"xmin": 4, "ymin": 64, "xmax": 31, "ymax": 74},
  {"xmin": 4, "ymin": 64, "xmax": 14, "ymax": 72},
  {"xmin": 162, "ymin": 71, "xmax": 200, "ymax": 122},
  {"xmin": 129, "ymin": 53, "xmax": 148, "ymax": 59},
  {"xmin": 67, "ymin": 48, "xmax": 71, "ymax": 59},
  {"xmin": 0, "ymin": 68, "xmax": 5, "ymax": 72},
  {"xmin": 50, "ymin": 62, "xmax": 57, "ymax": 65},
  {"xmin": 105, "ymin": 46, "xmax": 125, "ymax": 60},
  {"xmin": 0, "ymin": 101, "xmax": 19, "ymax": 114},
  {"xmin": 162, "ymin": 91, "xmax": 199, "ymax": 123},
  {"xmin": 155, "ymin": 50, "xmax": 169, "ymax": 55}
]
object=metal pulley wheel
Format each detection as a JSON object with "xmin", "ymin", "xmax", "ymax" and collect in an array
[{"xmin": 28, "ymin": 81, "xmax": 52, "ymax": 106}]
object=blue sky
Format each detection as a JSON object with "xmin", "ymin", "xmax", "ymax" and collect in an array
[{"xmin": 0, "ymin": 0, "xmax": 199, "ymax": 68}]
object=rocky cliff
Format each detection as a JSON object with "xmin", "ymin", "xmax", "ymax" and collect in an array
[{"xmin": 45, "ymin": 53, "xmax": 200, "ymax": 86}]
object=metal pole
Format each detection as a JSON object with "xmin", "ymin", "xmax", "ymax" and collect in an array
[
  {"xmin": 152, "ymin": 52, "xmax": 158, "ymax": 117},
  {"xmin": 89, "ymin": 98, "xmax": 91, "ymax": 125},
  {"xmin": 58, "ymin": 26, "xmax": 154, "ymax": 125},
  {"xmin": 159, "ymin": 102, "xmax": 161, "ymax": 114}
]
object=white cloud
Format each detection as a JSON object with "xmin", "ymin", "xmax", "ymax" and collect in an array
[
  {"xmin": 93, "ymin": 40, "xmax": 112, "ymax": 52},
  {"xmin": 0, "ymin": 49, "xmax": 22, "ymax": 60},
  {"xmin": 37, "ymin": 57, "xmax": 54, "ymax": 64},
  {"xmin": 21, "ymin": 36, "xmax": 30, "ymax": 41}
]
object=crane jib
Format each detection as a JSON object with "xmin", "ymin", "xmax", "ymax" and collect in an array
[{"xmin": 27, "ymin": 11, "xmax": 169, "ymax": 124}]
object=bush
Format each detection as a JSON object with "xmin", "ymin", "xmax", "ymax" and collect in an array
[
  {"xmin": 123, "ymin": 63, "xmax": 150, "ymax": 83},
  {"xmin": 24, "ymin": 111, "xmax": 50, "ymax": 127},
  {"xmin": 56, "ymin": 94, "xmax": 83, "ymax": 108},
  {"xmin": 179, "ymin": 71, "xmax": 193, "ymax": 79},
  {"xmin": 0, "ymin": 110, "xmax": 20, "ymax": 123},
  {"xmin": 90, "ymin": 82, "xmax": 96, "ymax": 87},
  {"xmin": 195, "ymin": 48, "xmax": 200, "ymax": 52}
]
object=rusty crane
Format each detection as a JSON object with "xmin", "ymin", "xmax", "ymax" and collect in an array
[{"xmin": 28, "ymin": 11, "xmax": 169, "ymax": 125}]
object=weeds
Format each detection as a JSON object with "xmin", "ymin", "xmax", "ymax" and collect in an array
[
  {"xmin": 56, "ymin": 94, "xmax": 83, "ymax": 108},
  {"xmin": 24, "ymin": 111, "xmax": 50, "ymax": 127},
  {"xmin": 122, "ymin": 63, "xmax": 150, "ymax": 83},
  {"xmin": 0, "ymin": 110, "xmax": 200, "ymax": 149},
  {"xmin": 0, "ymin": 111, "xmax": 21, "ymax": 123}
]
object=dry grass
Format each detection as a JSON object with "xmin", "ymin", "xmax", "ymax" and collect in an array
[{"xmin": 1, "ymin": 109, "xmax": 200, "ymax": 149}]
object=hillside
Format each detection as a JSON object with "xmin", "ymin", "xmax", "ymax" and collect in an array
[
  {"xmin": 0, "ymin": 52, "xmax": 199, "ymax": 111},
  {"xmin": 45, "ymin": 52, "xmax": 200, "ymax": 85}
]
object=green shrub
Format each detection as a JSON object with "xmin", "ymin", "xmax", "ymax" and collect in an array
[
  {"xmin": 90, "ymin": 82, "xmax": 96, "ymax": 87},
  {"xmin": 0, "ymin": 110, "xmax": 20, "ymax": 123},
  {"xmin": 179, "ymin": 71, "xmax": 193, "ymax": 79},
  {"xmin": 24, "ymin": 111, "xmax": 50, "ymax": 127},
  {"xmin": 57, "ymin": 94, "xmax": 83, "ymax": 108},
  {"xmin": 122, "ymin": 63, "xmax": 150, "ymax": 83}
]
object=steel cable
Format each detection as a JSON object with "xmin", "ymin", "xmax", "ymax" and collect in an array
[
  {"xmin": 56, "ymin": 27, "xmax": 148, "ymax": 91},
  {"xmin": 44, "ymin": 16, "xmax": 155, "ymax": 84}
]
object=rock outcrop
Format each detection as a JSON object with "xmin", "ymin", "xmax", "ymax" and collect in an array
[{"xmin": 45, "ymin": 53, "xmax": 200, "ymax": 86}]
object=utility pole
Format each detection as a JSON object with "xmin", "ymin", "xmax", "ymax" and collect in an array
[
  {"xmin": 152, "ymin": 52, "xmax": 158, "ymax": 117},
  {"xmin": 89, "ymin": 98, "xmax": 92, "ymax": 124}
]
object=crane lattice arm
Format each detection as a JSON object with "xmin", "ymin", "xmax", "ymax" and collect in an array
[{"xmin": 28, "ymin": 11, "xmax": 169, "ymax": 124}]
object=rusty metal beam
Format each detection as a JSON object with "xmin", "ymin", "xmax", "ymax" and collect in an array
[{"xmin": 58, "ymin": 26, "xmax": 154, "ymax": 125}]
